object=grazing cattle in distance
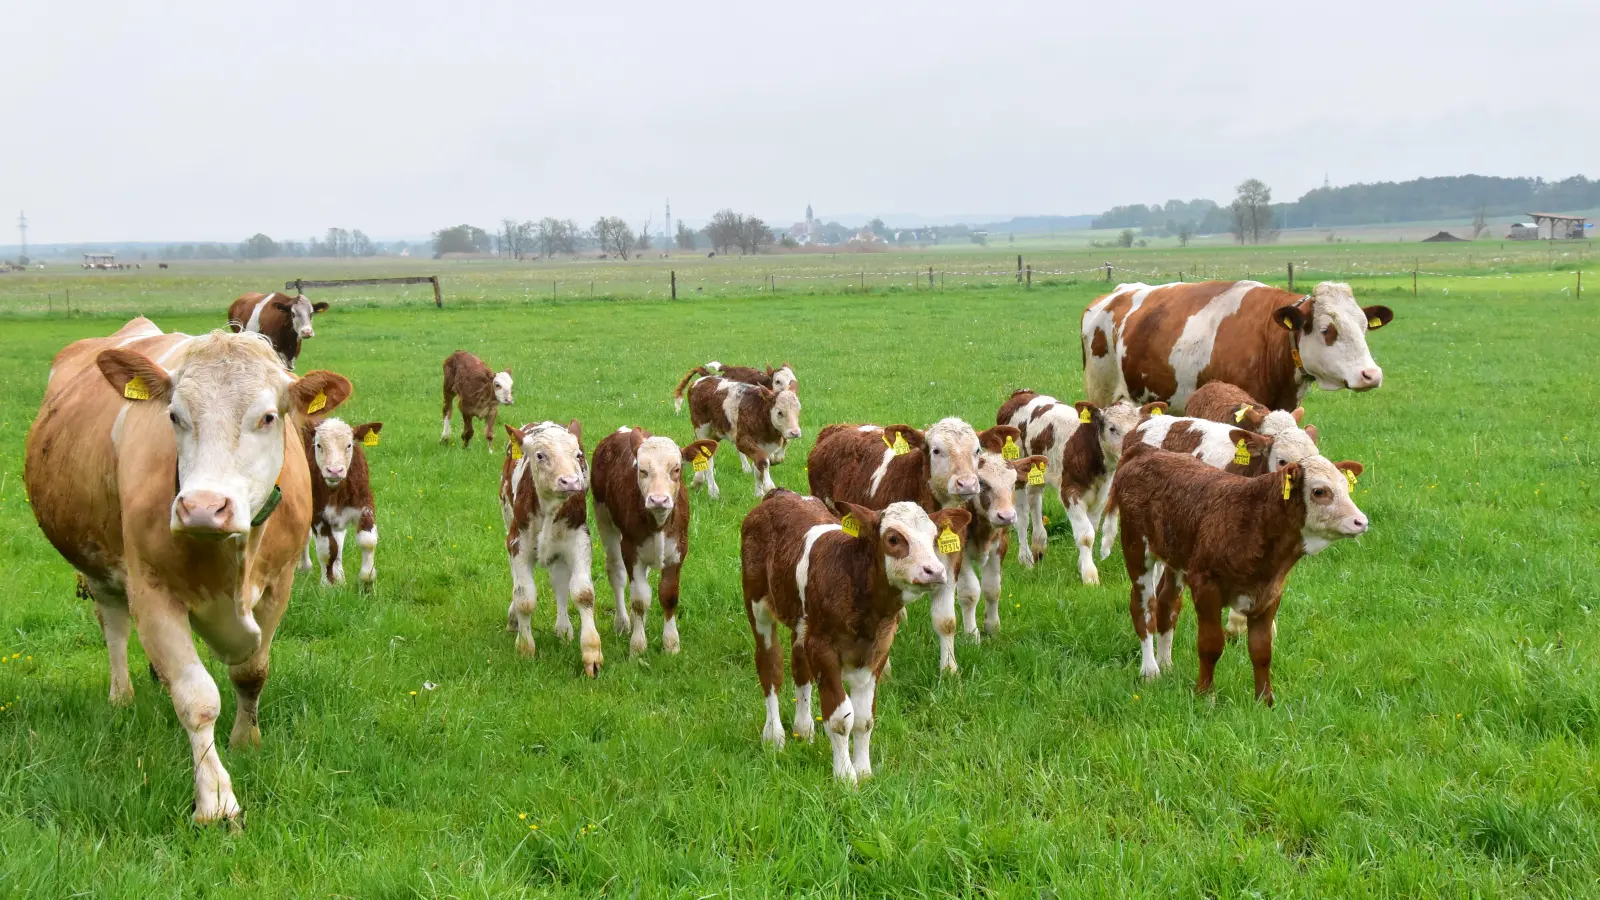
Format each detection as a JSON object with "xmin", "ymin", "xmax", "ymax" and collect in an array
[
  {"xmin": 299, "ymin": 417, "xmax": 381, "ymax": 588},
  {"xmin": 500, "ymin": 420, "xmax": 602, "ymax": 675},
  {"xmin": 739, "ymin": 490, "xmax": 970, "ymax": 781},
  {"xmin": 807, "ymin": 418, "xmax": 1017, "ymax": 673},
  {"xmin": 996, "ymin": 390, "xmax": 1143, "ymax": 583},
  {"xmin": 23, "ymin": 319, "xmax": 351, "ymax": 822},
  {"xmin": 441, "ymin": 350, "xmax": 513, "ymax": 451},
  {"xmin": 673, "ymin": 360, "xmax": 797, "ymax": 414},
  {"xmin": 158, "ymin": 262, "xmax": 169, "ymax": 269},
  {"xmin": 227, "ymin": 291, "xmax": 330, "ymax": 371},
  {"xmin": 1081, "ymin": 280, "xmax": 1394, "ymax": 412},
  {"xmin": 1110, "ymin": 451, "xmax": 1367, "ymax": 705},
  {"xmin": 686, "ymin": 376, "xmax": 802, "ymax": 498},
  {"xmin": 590, "ymin": 427, "xmax": 718, "ymax": 657}
]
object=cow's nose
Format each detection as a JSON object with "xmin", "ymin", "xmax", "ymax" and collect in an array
[
  {"xmin": 954, "ymin": 476, "xmax": 979, "ymax": 495},
  {"xmin": 787, "ymin": 429, "xmax": 802, "ymax": 439},
  {"xmin": 325, "ymin": 465, "xmax": 346, "ymax": 479},
  {"xmin": 913, "ymin": 562, "xmax": 946, "ymax": 584},
  {"xmin": 556, "ymin": 475, "xmax": 584, "ymax": 493},
  {"xmin": 300, "ymin": 328, "xmax": 315, "ymax": 339},
  {"xmin": 175, "ymin": 491, "xmax": 238, "ymax": 534},
  {"xmin": 1347, "ymin": 515, "xmax": 1369, "ymax": 535},
  {"xmin": 995, "ymin": 508, "xmax": 1017, "ymax": 525},
  {"xmin": 645, "ymin": 493, "xmax": 673, "ymax": 509},
  {"xmin": 1352, "ymin": 367, "xmax": 1382, "ymax": 390}
]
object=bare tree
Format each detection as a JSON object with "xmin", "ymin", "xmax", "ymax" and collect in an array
[
  {"xmin": 737, "ymin": 216, "xmax": 773, "ymax": 255},
  {"xmin": 534, "ymin": 217, "xmax": 575, "ymax": 258},
  {"xmin": 592, "ymin": 217, "xmax": 634, "ymax": 260},
  {"xmin": 1471, "ymin": 204, "xmax": 1489, "ymax": 239},
  {"xmin": 676, "ymin": 220, "xmax": 696, "ymax": 251},
  {"xmin": 636, "ymin": 215, "xmax": 653, "ymax": 252},
  {"xmin": 500, "ymin": 219, "xmax": 531, "ymax": 259},
  {"xmin": 1230, "ymin": 178, "xmax": 1275, "ymax": 245},
  {"xmin": 707, "ymin": 209, "xmax": 742, "ymax": 255}
]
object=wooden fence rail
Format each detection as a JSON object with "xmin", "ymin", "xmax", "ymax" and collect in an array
[{"xmin": 286, "ymin": 275, "xmax": 442, "ymax": 307}]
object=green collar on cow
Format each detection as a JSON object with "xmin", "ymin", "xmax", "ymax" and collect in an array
[{"xmin": 251, "ymin": 485, "xmax": 283, "ymax": 528}]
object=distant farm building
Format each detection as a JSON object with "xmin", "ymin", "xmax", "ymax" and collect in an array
[
  {"xmin": 1507, "ymin": 223, "xmax": 1541, "ymax": 240},
  {"xmin": 82, "ymin": 252, "xmax": 116, "ymax": 269},
  {"xmin": 1421, "ymin": 230, "xmax": 1466, "ymax": 242},
  {"xmin": 1526, "ymin": 212, "xmax": 1590, "ymax": 240}
]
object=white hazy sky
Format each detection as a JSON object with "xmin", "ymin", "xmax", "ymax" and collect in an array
[{"xmin": 3, "ymin": 0, "xmax": 1595, "ymax": 243}]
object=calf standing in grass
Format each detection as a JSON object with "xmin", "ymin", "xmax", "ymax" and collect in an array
[
  {"xmin": 740, "ymin": 490, "xmax": 970, "ymax": 782},
  {"xmin": 996, "ymin": 390, "xmax": 1143, "ymax": 582},
  {"xmin": 1111, "ymin": 451, "xmax": 1367, "ymax": 704},
  {"xmin": 227, "ymin": 291, "xmax": 329, "ymax": 370},
  {"xmin": 500, "ymin": 420, "xmax": 603, "ymax": 675},
  {"xmin": 673, "ymin": 361, "xmax": 797, "ymax": 413},
  {"xmin": 441, "ymin": 351, "xmax": 513, "ymax": 451},
  {"xmin": 590, "ymin": 427, "xmax": 718, "ymax": 657},
  {"xmin": 686, "ymin": 376, "xmax": 802, "ymax": 498},
  {"xmin": 954, "ymin": 450, "xmax": 1046, "ymax": 641},
  {"xmin": 300, "ymin": 418, "xmax": 381, "ymax": 587}
]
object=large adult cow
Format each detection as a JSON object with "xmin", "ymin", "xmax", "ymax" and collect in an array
[
  {"xmin": 227, "ymin": 291, "xmax": 329, "ymax": 371},
  {"xmin": 1081, "ymin": 280, "xmax": 1393, "ymax": 412},
  {"xmin": 24, "ymin": 318, "xmax": 351, "ymax": 823}
]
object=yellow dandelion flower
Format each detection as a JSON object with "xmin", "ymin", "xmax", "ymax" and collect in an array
[
  {"xmin": 1133, "ymin": 694, "xmax": 1140, "ymax": 700},
  {"xmin": 519, "ymin": 812, "xmax": 527, "ymax": 820},
  {"xmin": 24, "ymin": 656, "xmax": 31, "ymax": 662},
  {"xmin": 531, "ymin": 824, "xmax": 539, "ymax": 831},
  {"xmin": 409, "ymin": 690, "xmax": 418, "ymax": 696}
]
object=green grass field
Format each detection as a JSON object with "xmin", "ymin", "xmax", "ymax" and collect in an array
[{"xmin": 1, "ymin": 251, "xmax": 1598, "ymax": 896}]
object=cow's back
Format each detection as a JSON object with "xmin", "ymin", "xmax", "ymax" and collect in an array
[{"xmin": 807, "ymin": 425, "xmax": 929, "ymax": 512}]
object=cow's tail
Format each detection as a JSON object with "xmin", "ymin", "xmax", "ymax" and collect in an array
[
  {"xmin": 227, "ymin": 318, "xmax": 245, "ymax": 334},
  {"xmin": 673, "ymin": 365, "xmax": 712, "ymax": 414}
]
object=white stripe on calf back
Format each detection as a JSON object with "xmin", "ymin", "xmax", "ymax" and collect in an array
[
  {"xmin": 245, "ymin": 296, "xmax": 272, "ymax": 333},
  {"xmin": 796, "ymin": 524, "xmax": 844, "ymax": 608}
]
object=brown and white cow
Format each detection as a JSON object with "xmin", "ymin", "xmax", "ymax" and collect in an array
[
  {"xmin": 686, "ymin": 376, "xmax": 802, "ymax": 498},
  {"xmin": 441, "ymin": 350, "xmax": 514, "ymax": 451},
  {"xmin": 673, "ymin": 360, "xmax": 797, "ymax": 414},
  {"xmin": 299, "ymin": 417, "xmax": 381, "ymax": 587},
  {"xmin": 227, "ymin": 291, "xmax": 330, "ymax": 371},
  {"xmin": 590, "ymin": 427, "xmax": 718, "ymax": 657},
  {"xmin": 24, "ymin": 318, "xmax": 351, "ymax": 822},
  {"xmin": 807, "ymin": 418, "xmax": 1017, "ymax": 673},
  {"xmin": 500, "ymin": 420, "xmax": 602, "ymax": 675},
  {"xmin": 739, "ymin": 490, "xmax": 970, "ymax": 781},
  {"xmin": 1110, "ymin": 450, "xmax": 1366, "ymax": 704},
  {"xmin": 995, "ymin": 391, "xmax": 1143, "ymax": 583},
  {"xmin": 955, "ymin": 450, "xmax": 1046, "ymax": 641},
  {"xmin": 1081, "ymin": 280, "xmax": 1394, "ymax": 412}
]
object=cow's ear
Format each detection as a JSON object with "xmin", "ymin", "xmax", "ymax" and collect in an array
[
  {"xmin": 1012, "ymin": 455, "xmax": 1047, "ymax": 486},
  {"xmin": 567, "ymin": 419, "xmax": 582, "ymax": 444},
  {"xmin": 272, "ymin": 299, "xmax": 295, "ymax": 312},
  {"xmin": 97, "ymin": 349, "xmax": 172, "ymax": 403},
  {"xmin": 502, "ymin": 367, "xmax": 511, "ymax": 376},
  {"xmin": 1291, "ymin": 406, "xmax": 1305, "ymax": 424},
  {"xmin": 755, "ymin": 386, "xmax": 776, "ymax": 402},
  {"xmin": 1279, "ymin": 463, "xmax": 1303, "ymax": 501},
  {"xmin": 1274, "ymin": 305, "xmax": 1306, "ymax": 332},
  {"xmin": 311, "ymin": 302, "xmax": 330, "ymax": 314},
  {"xmin": 835, "ymin": 502, "xmax": 881, "ymax": 541},
  {"xmin": 1362, "ymin": 305, "xmax": 1394, "ymax": 330},
  {"xmin": 1073, "ymin": 401, "xmax": 1100, "ymax": 424},
  {"xmin": 352, "ymin": 422, "xmax": 382, "ymax": 440},
  {"xmin": 1304, "ymin": 424, "xmax": 1319, "ymax": 445},
  {"xmin": 504, "ymin": 424, "xmax": 524, "ymax": 445},
  {"xmin": 681, "ymin": 439, "xmax": 717, "ymax": 463},
  {"xmin": 1334, "ymin": 460, "xmax": 1364, "ymax": 478},
  {"xmin": 290, "ymin": 370, "xmax": 353, "ymax": 416},
  {"xmin": 1139, "ymin": 401, "xmax": 1168, "ymax": 418},
  {"xmin": 930, "ymin": 507, "xmax": 972, "ymax": 545},
  {"xmin": 977, "ymin": 425, "xmax": 1021, "ymax": 454},
  {"xmin": 883, "ymin": 424, "xmax": 927, "ymax": 452}
]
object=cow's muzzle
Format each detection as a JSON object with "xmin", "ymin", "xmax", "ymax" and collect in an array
[
  {"xmin": 299, "ymin": 327, "xmax": 315, "ymax": 339},
  {"xmin": 174, "ymin": 490, "xmax": 245, "ymax": 537}
]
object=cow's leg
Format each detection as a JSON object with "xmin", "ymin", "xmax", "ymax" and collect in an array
[
  {"xmin": 228, "ymin": 568, "xmax": 291, "ymax": 751},
  {"xmin": 93, "ymin": 594, "xmax": 135, "ymax": 706},
  {"xmin": 956, "ymin": 552, "xmax": 982, "ymax": 643},
  {"xmin": 930, "ymin": 575, "xmax": 960, "ymax": 674},
  {"xmin": 752, "ymin": 456, "xmax": 773, "ymax": 498},
  {"xmin": 790, "ymin": 629, "xmax": 814, "ymax": 743},
  {"xmin": 484, "ymin": 406, "xmax": 497, "ymax": 452},
  {"xmin": 1099, "ymin": 506, "xmax": 1120, "ymax": 561},
  {"xmin": 565, "ymin": 532, "xmax": 603, "ymax": 676},
  {"xmin": 440, "ymin": 388, "xmax": 455, "ymax": 444},
  {"xmin": 1064, "ymin": 493, "xmax": 1099, "ymax": 585},
  {"xmin": 299, "ymin": 534, "xmax": 314, "ymax": 572},
  {"xmin": 627, "ymin": 559, "xmax": 652, "ymax": 657},
  {"xmin": 1028, "ymin": 486, "xmax": 1048, "ymax": 563},
  {"xmin": 747, "ymin": 597, "xmax": 785, "ymax": 748},
  {"xmin": 846, "ymin": 666, "xmax": 877, "ymax": 780},
  {"xmin": 461, "ymin": 412, "xmax": 475, "ymax": 450},
  {"xmin": 740, "ymin": 453, "xmax": 753, "ymax": 474},
  {"xmin": 1129, "ymin": 543, "xmax": 1161, "ymax": 680},
  {"xmin": 326, "ymin": 525, "xmax": 348, "ymax": 586},
  {"xmin": 506, "ymin": 531, "xmax": 538, "ymax": 657},
  {"xmin": 981, "ymin": 548, "xmax": 1004, "ymax": 636},
  {"xmin": 593, "ymin": 506, "xmax": 631, "ymax": 636},
  {"xmin": 357, "ymin": 510, "xmax": 377, "ymax": 587},
  {"xmin": 135, "ymin": 590, "xmax": 239, "ymax": 823},
  {"xmin": 660, "ymin": 563, "xmax": 682, "ymax": 654},
  {"xmin": 1190, "ymin": 580, "xmax": 1225, "ymax": 696},
  {"xmin": 1014, "ymin": 484, "xmax": 1037, "ymax": 569},
  {"xmin": 1154, "ymin": 569, "xmax": 1183, "ymax": 673},
  {"xmin": 313, "ymin": 521, "xmax": 334, "ymax": 586},
  {"xmin": 704, "ymin": 450, "xmax": 721, "ymax": 500},
  {"xmin": 1247, "ymin": 605, "xmax": 1278, "ymax": 706},
  {"xmin": 809, "ymin": 642, "xmax": 855, "ymax": 783}
]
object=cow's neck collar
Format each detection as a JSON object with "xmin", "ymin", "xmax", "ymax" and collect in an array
[
  {"xmin": 169, "ymin": 465, "xmax": 284, "ymax": 529},
  {"xmin": 1287, "ymin": 295, "xmax": 1314, "ymax": 384}
]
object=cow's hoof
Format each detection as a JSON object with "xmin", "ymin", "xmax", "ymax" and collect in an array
[
  {"xmin": 109, "ymin": 682, "xmax": 134, "ymax": 707},
  {"xmin": 1140, "ymin": 662, "xmax": 1161, "ymax": 681},
  {"xmin": 793, "ymin": 720, "xmax": 815, "ymax": 743},
  {"xmin": 629, "ymin": 635, "xmax": 647, "ymax": 657},
  {"xmin": 583, "ymin": 657, "xmax": 603, "ymax": 678},
  {"xmin": 1080, "ymin": 567, "xmax": 1100, "ymax": 586},
  {"xmin": 554, "ymin": 619, "xmax": 574, "ymax": 641},
  {"xmin": 762, "ymin": 719, "xmax": 786, "ymax": 749},
  {"xmin": 193, "ymin": 791, "xmax": 242, "ymax": 826},
  {"xmin": 515, "ymin": 635, "xmax": 537, "ymax": 658},
  {"xmin": 230, "ymin": 723, "xmax": 262, "ymax": 750}
]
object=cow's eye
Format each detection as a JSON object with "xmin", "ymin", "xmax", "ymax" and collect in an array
[
  {"xmin": 535, "ymin": 452, "xmax": 546, "ymax": 462},
  {"xmin": 1313, "ymin": 487, "xmax": 1330, "ymax": 499},
  {"xmin": 931, "ymin": 447, "xmax": 941, "ymax": 456},
  {"xmin": 168, "ymin": 411, "xmax": 180, "ymax": 426},
  {"xmin": 886, "ymin": 534, "xmax": 900, "ymax": 546},
  {"xmin": 259, "ymin": 412, "xmax": 277, "ymax": 428}
]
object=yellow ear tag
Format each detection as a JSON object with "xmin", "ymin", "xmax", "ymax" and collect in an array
[
  {"xmin": 885, "ymin": 432, "xmax": 910, "ymax": 456},
  {"xmin": 1368, "ymin": 317, "xmax": 1382, "ymax": 329},
  {"xmin": 1028, "ymin": 462, "xmax": 1046, "ymax": 486},
  {"xmin": 510, "ymin": 440, "xmax": 523, "ymax": 461},
  {"xmin": 1150, "ymin": 407, "xmax": 1164, "ymax": 417},
  {"xmin": 1290, "ymin": 348, "xmax": 1303, "ymax": 369},
  {"xmin": 937, "ymin": 524, "xmax": 962, "ymax": 554},
  {"xmin": 1234, "ymin": 405, "xmax": 1250, "ymax": 423},
  {"xmin": 1344, "ymin": 469, "xmax": 1357, "ymax": 490},
  {"xmin": 307, "ymin": 391, "xmax": 327, "ymax": 414},
  {"xmin": 1282, "ymin": 474, "xmax": 1293, "ymax": 500},
  {"xmin": 1078, "ymin": 407, "xmax": 1092, "ymax": 424},
  {"xmin": 362, "ymin": 431, "xmax": 380, "ymax": 448},
  {"xmin": 1001, "ymin": 435, "xmax": 1020, "ymax": 461},
  {"xmin": 1233, "ymin": 439, "xmax": 1252, "ymax": 466},
  {"xmin": 123, "ymin": 376, "xmax": 150, "ymax": 401},
  {"xmin": 839, "ymin": 512, "xmax": 859, "ymax": 537},
  {"xmin": 692, "ymin": 447, "xmax": 711, "ymax": 472}
]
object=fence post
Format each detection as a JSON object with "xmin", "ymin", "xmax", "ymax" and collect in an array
[
  {"xmin": 1178, "ymin": 271, "xmax": 1183, "ymax": 283},
  {"xmin": 1016, "ymin": 254, "xmax": 1023, "ymax": 284},
  {"xmin": 671, "ymin": 270, "xmax": 677, "ymax": 300},
  {"xmin": 1288, "ymin": 262, "xmax": 1294, "ymax": 291},
  {"xmin": 1104, "ymin": 262, "xmax": 1113, "ymax": 283},
  {"xmin": 1025, "ymin": 264, "xmax": 1032, "ymax": 289},
  {"xmin": 431, "ymin": 276, "xmax": 442, "ymax": 308},
  {"xmin": 1578, "ymin": 270, "xmax": 1582, "ymax": 299},
  {"xmin": 1412, "ymin": 268, "xmax": 1418, "ymax": 297},
  {"xmin": 928, "ymin": 266, "xmax": 934, "ymax": 289},
  {"xmin": 860, "ymin": 271, "xmax": 865, "ymax": 292},
  {"xmin": 553, "ymin": 281, "xmax": 557, "ymax": 300}
]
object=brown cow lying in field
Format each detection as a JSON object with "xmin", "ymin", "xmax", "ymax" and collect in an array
[
  {"xmin": 1110, "ymin": 450, "xmax": 1366, "ymax": 704},
  {"xmin": 442, "ymin": 350, "xmax": 513, "ymax": 450},
  {"xmin": 740, "ymin": 490, "xmax": 969, "ymax": 781},
  {"xmin": 590, "ymin": 427, "xmax": 718, "ymax": 657},
  {"xmin": 300, "ymin": 417, "xmax": 381, "ymax": 587},
  {"xmin": 227, "ymin": 291, "xmax": 330, "ymax": 370},
  {"xmin": 687, "ymin": 376, "xmax": 802, "ymax": 498},
  {"xmin": 24, "ymin": 318, "xmax": 351, "ymax": 822}
]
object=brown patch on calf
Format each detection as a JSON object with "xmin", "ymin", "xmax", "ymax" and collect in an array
[
  {"xmin": 1186, "ymin": 382, "xmax": 1270, "ymax": 431},
  {"xmin": 442, "ymin": 351, "xmax": 509, "ymax": 450}
]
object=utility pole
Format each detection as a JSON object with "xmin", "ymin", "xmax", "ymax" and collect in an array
[
  {"xmin": 17, "ymin": 211, "xmax": 28, "ymax": 264},
  {"xmin": 664, "ymin": 199, "xmax": 671, "ymax": 254}
]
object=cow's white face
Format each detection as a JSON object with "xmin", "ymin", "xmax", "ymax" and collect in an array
[
  {"xmin": 1298, "ymin": 283, "xmax": 1385, "ymax": 393},
  {"xmin": 972, "ymin": 453, "xmax": 1021, "ymax": 526},
  {"xmin": 925, "ymin": 417, "xmax": 982, "ymax": 505},
  {"xmin": 635, "ymin": 435, "xmax": 683, "ymax": 523},
  {"xmin": 166, "ymin": 335, "xmax": 296, "ymax": 536},
  {"xmin": 311, "ymin": 418, "xmax": 355, "ymax": 488},
  {"xmin": 768, "ymin": 389, "xmax": 802, "ymax": 441},
  {"xmin": 1097, "ymin": 401, "xmax": 1142, "ymax": 461},
  {"xmin": 493, "ymin": 371, "xmax": 514, "ymax": 405},
  {"xmin": 1297, "ymin": 456, "xmax": 1367, "ymax": 551},
  {"xmin": 517, "ymin": 422, "xmax": 584, "ymax": 499},
  {"xmin": 878, "ymin": 502, "xmax": 950, "ymax": 588},
  {"xmin": 1259, "ymin": 410, "xmax": 1318, "ymax": 471},
  {"xmin": 770, "ymin": 365, "xmax": 797, "ymax": 394},
  {"xmin": 288, "ymin": 296, "xmax": 318, "ymax": 339}
]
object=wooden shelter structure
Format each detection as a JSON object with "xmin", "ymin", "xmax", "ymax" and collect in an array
[
  {"xmin": 82, "ymin": 252, "xmax": 116, "ymax": 269},
  {"xmin": 1527, "ymin": 212, "xmax": 1590, "ymax": 240}
]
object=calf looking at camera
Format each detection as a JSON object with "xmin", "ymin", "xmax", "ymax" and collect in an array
[{"xmin": 300, "ymin": 418, "xmax": 381, "ymax": 587}]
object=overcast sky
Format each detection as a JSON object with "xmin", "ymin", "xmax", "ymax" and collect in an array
[{"xmin": 3, "ymin": 0, "xmax": 1595, "ymax": 243}]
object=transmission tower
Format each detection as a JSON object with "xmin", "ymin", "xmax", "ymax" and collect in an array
[
  {"xmin": 664, "ymin": 199, "xmax": 671, "ymax": 250},
  {"xmin": 17, "ymin": 211, "xmax": 27, "ymax": 264}
]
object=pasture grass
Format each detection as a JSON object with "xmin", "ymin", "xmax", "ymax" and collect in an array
[{"xmin": 0, "ymin": 266, "xmax": 1598, "ymax": 896}]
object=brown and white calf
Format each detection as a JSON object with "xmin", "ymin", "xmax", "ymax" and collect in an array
[
  {"xmin": 441, "ymin": 350, "xmax": 513, "ymax": 451},
  {"xmin": 590, "ymin": 427, "xmax": 719, "ymax": 657},
  {"xmin": 1111, "ymin": 450, "xmax": 1367, "ymax": 704},
  {"xmin": 807, "ymin": 418, "xmax": 1018, "ymax": 672},
  {"xmin": 686, "ymin": 376, "xmax": 802, "ymax": 498},
  {"xmin": 227, "ymin": 291, "xmax": 329, "ymax": 371},
  {"xmin": 25, "ymin": 318, "xmax": 351, "ymax": 822},
  {"xmin": 995, "ymin": 390, "xmax": 1143, "ymax": 583},
  {"xmin": 299, "ymin": 418, "xmax": 381, "ymax": 587},
  {"xmin": 739, "ymin": 490, "xmax": 970, "ymax": 781},
  {"xmin": 673, "ymin": 360, "xmax": 797, "ymax": 413},
  {"xmin": 1081, "ymin": 280, "xmax": 1394, "ymax": 412},
  {"xmin": 500, "ymin": 420, "xmax": 602, "ymax": 675},
  {"xmin": 1185, "ymin": 381, "xmax": 1275, "ymax": 431},
  {"xmin": 955, "ymin": 449, "xmax": 1046, "ymax": 641}
]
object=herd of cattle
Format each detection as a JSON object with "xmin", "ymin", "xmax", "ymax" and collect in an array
[{"xmin": 20, "ymin": 279, "xmax": 1392, "ymax": 818}]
